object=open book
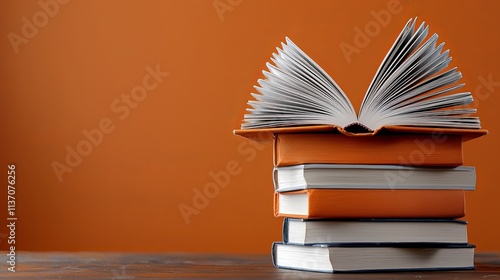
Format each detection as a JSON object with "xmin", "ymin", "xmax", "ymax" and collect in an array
[{"xmin": 240, "ymin": 18, "xmax": 481, "ymax": 133}]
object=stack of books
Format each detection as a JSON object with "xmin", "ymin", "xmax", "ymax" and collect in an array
[
  {"xmin": 234, "ymin": 18, "xmax": 487, "ymax": 273},
  {"xmin": 271, "ymin": 132, "xmax": 478, "ymax": 273}
]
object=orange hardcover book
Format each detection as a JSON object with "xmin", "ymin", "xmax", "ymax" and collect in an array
[
  {"xmin": 234, "ymin": 125, "xmax": 488, "ymax": 142},
  {"xmin": 274, "ymin": 189, "xmax": 465, "ymax": 219},
  {"xmin": 274, "ymin": 133, "xmax": 464, "ymax": 167}
]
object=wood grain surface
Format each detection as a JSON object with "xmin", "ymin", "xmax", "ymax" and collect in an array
[{"xmin": 1, "ymin": 252, "xmax": 499, "ymax": 279}]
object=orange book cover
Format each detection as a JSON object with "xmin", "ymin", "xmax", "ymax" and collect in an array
[
  {"xmin": 274, "ymin": 133, "xmax": 464, "ymax": 167},
  {"xmin": 234, "ymin": 125, "xmax": 488, "ymax": 142},
  {"xmin": 274, "ymin": 189, "xmax": 465, "ymax": 219}
]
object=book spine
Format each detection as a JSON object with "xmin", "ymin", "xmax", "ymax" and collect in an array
[
  {"xmin": 274, "ymin": 133, "xmax": 464, "ymax": 167},
  {"xmin": 274, "ymin": 190, "xmax": 466, "ymax": 219},
  {"xmin": 308, "ymin": 190, "xmax": 466, "ymax": 219},
  {"xmin": 271, "ymin": 242, "xmax": 279, "ymax": 269},
  {"xmin": 282, "ymin": 218, "xmax": 290, "ymax": 244}
]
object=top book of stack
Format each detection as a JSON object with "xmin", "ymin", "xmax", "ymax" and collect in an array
[{"xmin": 234, "ymin": 18, "xmax": 487, "ymax": 146}]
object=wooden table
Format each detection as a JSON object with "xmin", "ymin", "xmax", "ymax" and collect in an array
[{"xmin": 2, "ymin": 252, "xmax": 499, "ymax": 279}]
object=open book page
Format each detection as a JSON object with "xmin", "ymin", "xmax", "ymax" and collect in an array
[
  {"xmin": 358, "ymin": 18, "xmax": 480, "ymax": 130},
  {"xmin": 242, "ymin": 38, "xmax": 357, "ymax": 129},
  {"xmin": 241, "ymin": 18, "xmax": 481, "ymax": 131},
  {"xmin": 360, "ymin": 18, "xmax": 426, "ymax": 114}
]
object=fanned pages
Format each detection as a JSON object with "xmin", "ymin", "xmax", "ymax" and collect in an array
[{"xmin": 241, "ymin": 18, "xmax": 481, "ymax": 132}]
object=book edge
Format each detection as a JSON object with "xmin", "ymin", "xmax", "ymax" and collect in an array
[
  {"xmin": 234, "ymin": 125, "xmax": 488, "ymax": 142},
  {"xmin": 272, "ymin": 242, "xmax": 475, "ymax": 273}
]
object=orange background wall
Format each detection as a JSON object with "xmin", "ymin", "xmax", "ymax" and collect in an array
[{"xmin": 0, "ymin": 0, "xmax": 499, "ymax": 253}]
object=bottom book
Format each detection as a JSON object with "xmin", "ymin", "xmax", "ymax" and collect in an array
[{"xmin": 272, "ymin": 242, "xmax": 475, "ymax": 273}]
